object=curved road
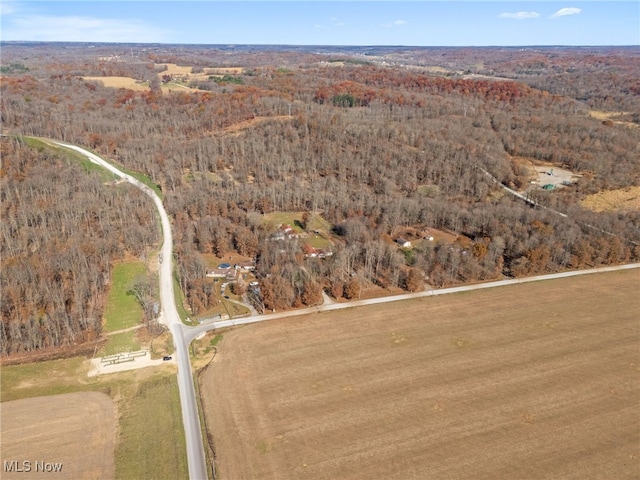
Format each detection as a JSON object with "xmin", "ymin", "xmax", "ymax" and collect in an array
[
  {"xmin": 52, "ymin": 142, "xmax": 209, "ymax": 480},
  {"xmin": 53, "ymin": 140, "xmax": 640, "ymax": 480}
]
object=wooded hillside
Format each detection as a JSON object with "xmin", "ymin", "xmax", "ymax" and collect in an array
[{"xmin": 0, "ymin": 137, "xmax": 159, "ymax": 356}]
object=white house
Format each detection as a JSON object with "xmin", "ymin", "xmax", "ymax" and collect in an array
[{"xmin": 206, "ymin": 269, "xmax": 228, "ymax": 279}]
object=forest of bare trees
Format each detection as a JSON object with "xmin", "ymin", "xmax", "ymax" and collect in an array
[
  {"xmin": 0, "ymin": 137, "xmax": 159, "ymax": 355},
  {"xmin": 2, "ymin": 43, "xmax": 639, "ymax": 356}
]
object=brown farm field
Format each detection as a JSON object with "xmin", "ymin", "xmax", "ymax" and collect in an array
[
  {"xmin": 82, "ymin": 76, "xmax": 149, "ymax": 91},
  {"xmin": 0, "ymin": 392, "xmax": 115, "ymax": 479},
  {"xmin": 200, "ymin": 269, "xmax": 640, "ymax": 480},
  {"xmin": 157, "ymin": 63, "xmax": 243, "ymax": 77},
  {"xmin": 580, "ymin": 186, "xmax": 640, "ymax": 213}
]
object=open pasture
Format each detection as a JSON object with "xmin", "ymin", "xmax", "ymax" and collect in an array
[
  {"xmin": 580, "ymin": 186, "xmax": 640, "ymax": 213},
  {"xmin": 200, "ymin": 269, "xmax": 639, "ymax": 480},
  {"xmin": 0, "ymin": 392, "xmax": 116, "ymax": 480},
  {"xmin": 156, "ymin": 63, "xmax": 244, "ymax": 81},
  {"xmin": 82, "ymin": 76, "xmax": 149, "ymax": 91},
  {"xmin": 103, "ymin": 260, "xmax": 146, "ymax": 333}
]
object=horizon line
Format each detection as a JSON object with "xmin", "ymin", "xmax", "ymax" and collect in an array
[{"xmin": 1, "ymin": 40, "xmax": 638, "ymax": 48}]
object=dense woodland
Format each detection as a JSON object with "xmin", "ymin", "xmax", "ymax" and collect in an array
[
  {"xmin": 2, "ymin": 43, "xmax": 639, "ymax": 355},
  {"xmin": 0, "ymin": 137, "xmax": 159, "ymax": 355}
]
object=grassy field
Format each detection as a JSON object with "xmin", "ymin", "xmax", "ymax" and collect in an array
[
  {"xmin": 305, "ymin": 233, "xmax": 333, "ymax": 249},
  {"xmin": 263, "ymin": 211, "xmax": 330, "ymax": 232},
  {"xmin": 200, "ymin": 269, "xmax": 640, "ymax": 480},
  {"xmin": 82, "ymin": 65, "xmax": 245, "ymax": 96},
  {"xmin": 84, "ymin": 76, "xmax": 208, "ymax": 94},
  {"xmin": 103, "ymin": 261, "xmax": 147, "ymax": 333},
  {"xmin": 1, "ymin": 357, "xmax": 95, "ymax": 402},
  {"xmin": 589, "ymin": 110, "xmax": 638, "ymax": 129},
  {"xmin": 83, "ymin": 76, "xmax": 149, "ymax": 91},
  {"xmin": 157, "ymin": 63, "xmax": 244, "ymax": 80},
  {"xmin": 1, "ymin": 357, "xmax": 186, "ymax": 480},
  {"xmin": 580, "ymin": 186, "xmax": 640, "ymax": 212},
  {"xmin": 102, "ymin": 331, "xmax": 141, "ymax": 356},
  {"xmin": 115, "ymin": 375, "xmax": 188, "ymax": 480},
  {"xmin": 263, "ymin": 211, "xmax": 334, "ymax": 250},
  {"xmin": 263, "ymin": 211, "xmax": 306, "ymax": 231}
]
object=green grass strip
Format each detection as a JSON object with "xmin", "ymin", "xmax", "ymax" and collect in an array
[
  {"xmin": 114, "ymin": 375, "xmax": 188, "ymax": 480},
  {"xmin": 0, "ymin": 357, "xmax": 92, "ymax": 402},
  {"xmin": 119, "ymin": 166, "xmax": 164, "ymax": 200},
  {"xmin": 173, "ymin": 271, "xmax": 192, "ymax": 324},
  {"xmin": 103, "ymin": 261, "xmax": 147, "ymax": 332}
]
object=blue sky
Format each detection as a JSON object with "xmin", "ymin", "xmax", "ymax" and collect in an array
[{"xmin": 1, "ymin": 1, "xmax": 638, "ymax": 46}]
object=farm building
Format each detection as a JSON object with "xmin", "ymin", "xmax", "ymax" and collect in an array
[
  {"xmin": 396, "ymin": 238, "xmax": 412, "ymax": 248},
  {"xmin": 235, "ymin": 261, "xmax": 256, "ymax": 271}
]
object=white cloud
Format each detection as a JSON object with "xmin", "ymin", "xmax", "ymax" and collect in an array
[
  {"xmin": 499, "ymin": 11, "xmax": 540, "ymax": 20},
  {"xmin": 2, "ymin": 14, "xmax": 170, "ymax": 42},
  {"xmin": 550, "ymin": 7, "xmax": 582, "ymax": 18},
  {"xmin": 0, "ymin": 0, "xmax": 18, "ymax": 16},
  {"xmin": 314, "ymin": 17, "xmax": 347, "ymax": 29},
  {"xmin": 382, "ymin": 19, "xmax": 409, "ymax": 28}
]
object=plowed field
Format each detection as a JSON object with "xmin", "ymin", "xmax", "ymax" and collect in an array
[
  {"xmin": 1, "ymin": 392, "xmax": 116, "ymax": 479},
  {"xmin": 200, "ymin": 270, "xmax": 639, "ymax": 480}
]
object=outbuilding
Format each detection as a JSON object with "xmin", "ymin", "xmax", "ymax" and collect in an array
[{"xmin": 396, "ymin": 238, "xmax": 412, "ymax": 248}]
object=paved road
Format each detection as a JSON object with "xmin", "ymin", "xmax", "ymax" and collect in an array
[
  {"xmin": 52, "ymin": 142, "xmax": 209, "ymax": 480},
  {"xmin": 186, "ymin": 262, "xmax": 640, "ymax": 342}
]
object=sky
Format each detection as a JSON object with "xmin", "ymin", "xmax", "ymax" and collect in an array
[{"xmin": 1, "ymin": 1, "xmax": 638, "ymax": 46}]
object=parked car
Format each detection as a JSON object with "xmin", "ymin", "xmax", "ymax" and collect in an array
[{"xmin": 162, "ymin": 356, "xmax": 172, "ymax": 361}]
